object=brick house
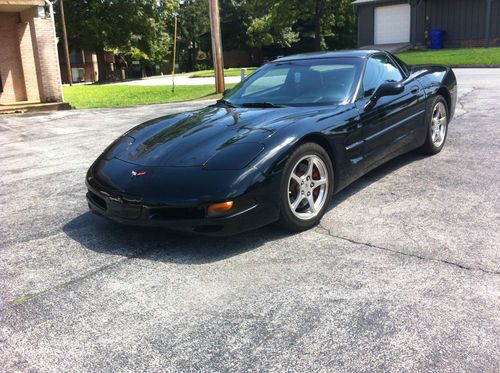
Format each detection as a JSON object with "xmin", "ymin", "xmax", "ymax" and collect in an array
[
  {"xmin": 58, "ymin": 49, "xmax": 128, "ymax": 84},
  {"xmin": 59, "ymin": 48, "xmax": 99, "ymax": 84},
  {"xmin": 0, "ymin": 0, "xmax": 64, "ymax": 107}
]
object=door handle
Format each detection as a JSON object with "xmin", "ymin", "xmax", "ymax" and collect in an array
[{"xmin": 411, "ymin": 86, "xmax": 420, "ymax": 94}]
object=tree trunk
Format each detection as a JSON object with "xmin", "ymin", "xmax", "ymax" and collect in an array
[
  {"xmin": 193, "ymin": 42, "xmax": 199, "ymax": 70},
  {"xmin": 96, "ymin": 47, "xmax": 107, "ymax": 83},
  {"xmin": 314, "ymin": 0, "xmax": 323, "ymax": 51},
  {"xmin": 189, "ymin": 41, "xmax": 198, "ymax": 71}
]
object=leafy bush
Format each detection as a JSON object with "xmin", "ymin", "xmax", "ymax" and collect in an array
[{"xmin": 193, "ymin": 63, "xmax": 212, "ymax": 71}]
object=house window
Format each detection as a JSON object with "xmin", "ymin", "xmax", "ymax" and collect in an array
[
  {"xmin": 71, "ymin": 68, "xmax": 85, "ymax": 83},
  {"xmin": 70, "ymin": 50, "xmax": 84, "ymax": 65}
]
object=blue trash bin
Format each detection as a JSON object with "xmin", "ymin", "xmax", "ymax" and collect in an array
[{"xmin": 430, "ymin": 29, "xmax": 444, "ymax": 49}]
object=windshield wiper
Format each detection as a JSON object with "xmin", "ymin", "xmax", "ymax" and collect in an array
[
  {"xmin": 241, "ymin": 102, "xmax": 286, "ymax": 108},
  {"xmin": 216, "ymin": 99, "xmax": 238, "ymax": 108}
]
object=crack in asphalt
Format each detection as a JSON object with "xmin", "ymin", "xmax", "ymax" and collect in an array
[
  {"xmin": 0, "ymin": 248, "xmax": 154, "ymax": 313},
  {"xmin": 455, "ymin": 86, "xmax": 477, "ymax": 119},
  {"xmin": 4, "ymin": 218, "xmax": 498, "ymax": 313},
  {"xmin": 316, "ymin": 224, "xmax": 500, "ymax": 276},
  {"xmin": 1, "ymin": 88, "xmax": 496, "ymax": 314}
]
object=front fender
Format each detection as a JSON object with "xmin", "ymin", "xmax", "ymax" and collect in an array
[{"xmin": 249, "ymin": 104, "xmax": 361, "ymax": 192}]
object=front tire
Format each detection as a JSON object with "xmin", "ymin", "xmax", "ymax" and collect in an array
[
  {"xmin": 420, "ymin": 95, "xmax": 449, "ymax": 155},
  {"xmin": 278, "ymin": 143, "xmax": 334, "ymax": 231}
]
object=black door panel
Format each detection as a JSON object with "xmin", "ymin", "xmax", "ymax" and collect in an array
[{"xmin": 348, "ymin": 53, "xmax": 427, "ymax": 169}]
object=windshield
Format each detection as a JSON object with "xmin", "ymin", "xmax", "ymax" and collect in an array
[{"xmin": 224, "ymin": 58, "xmax": 363, "ymax": 107}]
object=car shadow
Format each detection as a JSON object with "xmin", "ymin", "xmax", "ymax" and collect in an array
[
  {"xmin": 63, "ymin": 151, "xmax": 426, "ymax": 265},
  {"xmin": 62, "ymin": 213, "xmax": 291, "ymax": 265},
  {"xmin": 327, "ymin": 151, "xmax": 427, "ymax": 212}
]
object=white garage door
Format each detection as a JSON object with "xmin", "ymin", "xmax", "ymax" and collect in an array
[{"xmin": 374, "ymin": 4, "xmax": 411, "ymax": 44}]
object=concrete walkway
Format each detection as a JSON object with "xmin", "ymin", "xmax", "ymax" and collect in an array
[{"xmin": 110, "ymin": 74, "xmax": 243, "ymax": 86}]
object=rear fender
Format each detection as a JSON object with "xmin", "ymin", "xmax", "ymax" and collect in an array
[{"xmin": 415, "ymin": 65, "xmax": 458, "ymax": 121}]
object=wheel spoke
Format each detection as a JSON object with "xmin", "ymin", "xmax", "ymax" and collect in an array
[
  {"xmin": 439, "ymin": 104, "xmax": 446, "ymax": 117},
  {"xmin": 305, "ymin": 157, "xmax": 314, "ymax": 178},
  {"xmin": 290, "ymin": 172, "xmax": 302, "ymax": 185},
  {"xmin": 315, "ymin": 177, "xmax": 327, "ymax": 187},
  {"xmin": 430, "ymin": 102, "xmax": 447, "ymax": 146},
  {"xmin": 291, "ymin": 195, "xmax": 304, "ymax": 211},
  {"xmin": 307, "ymin": 195, "xmax": 316, "ymax": 213}
]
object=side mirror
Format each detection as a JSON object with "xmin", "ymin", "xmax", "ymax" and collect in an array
[
  {"xmin": 223, "ymin": 88, "xmax": 232, "ymax": 96},
  {"xmin": 365, "ymin": 82, "xmax": 404, "ymax": 110}
]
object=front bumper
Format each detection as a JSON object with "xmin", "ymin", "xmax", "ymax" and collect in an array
[{"xmin": 85, "ymin": 160, "xmax": 280, "ymax": 235}]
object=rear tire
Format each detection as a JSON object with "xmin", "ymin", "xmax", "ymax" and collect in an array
[
  {"xmin": 278, "ymin": 143, "xmax": 334, "ymax": 231},
  {"xmin": 419, "ymin": 95, "xmax": 449, "ymax": 155}
]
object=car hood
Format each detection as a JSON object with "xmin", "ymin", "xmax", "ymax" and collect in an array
[{"xmin": 104, "ymin": 105, "xmax": 335, "ymax": 167}]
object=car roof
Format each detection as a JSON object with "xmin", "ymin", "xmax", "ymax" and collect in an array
[{"xmin": 273, "ymin": 50, "xmax": 384, "ymax": 62}]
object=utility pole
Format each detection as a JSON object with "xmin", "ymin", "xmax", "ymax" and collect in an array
[
  {"xmin": 208, "ymin": 0, "xmax": 225, "ymax": 93},
  {"xmin": 171, "ymin": 13, "xmax": 178, "ymax": 93},
  {"xmin": 59, "ymin": 0, "xmax": 72, "ymax": 86}
]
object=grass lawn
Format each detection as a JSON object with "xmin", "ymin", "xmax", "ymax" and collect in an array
[
  {"xmin": 64, "ymin": 84, "xmax": 235, "ymax": 109},
  {"xmin": 396, "ymin": 47, "xmax": 500, "ymax": 66},
  {"xmin": 189, "ymin": 67, "xmax": 256, "ymax": 78},
  {"xmin": 64, "ymin": 47, "xmax": 500, "ymax": 109}
]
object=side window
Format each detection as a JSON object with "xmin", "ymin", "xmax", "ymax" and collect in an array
[
  {"xmin": 362, "ymin": 54, "xmax": 404, "ymax": 97},
  {"xmin": 362, "ymin": 58, "xmax": 382, "ymax": 97},
  {"xmin": 381, "ymin": 55, "xmax": 404, "ymax": 82}
]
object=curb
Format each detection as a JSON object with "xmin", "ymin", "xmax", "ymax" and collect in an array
[{"xmin": 449, "ymin": 64, "xmax": 500, "ymax": 68}]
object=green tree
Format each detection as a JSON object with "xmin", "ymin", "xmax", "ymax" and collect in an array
[
  {"xmin": 245, "ymin": 0, "xmax": 299, "ymax": 48},
  {"xmin": 58, "ymin": 0, "xmax": 177, "ymax": 81},
  {"xmin": 324, "ymin": 0, "xmax": 356, "ymax": 50},
  {"xmin": 245, "ymin": 0, "xmax": 355, "ymax": 51},
  {"xmin": 178, "ymin": 0, "xmax": 210, "ymax": 72},
  {"xmin": 177, "ymin": 0, "xmax": 254, "ymax": 71},
  {"xmin": 219, "ymin": 0, "xmax": 251, "ymax": 51}
]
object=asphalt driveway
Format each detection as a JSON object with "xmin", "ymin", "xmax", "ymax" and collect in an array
[{"xmin": 0, "ymin": 69, "xmax": 499, "ymax": 372}]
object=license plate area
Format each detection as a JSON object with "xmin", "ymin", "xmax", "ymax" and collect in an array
[{"xmin": 107, "ymin": 200, "xmax": 142, "ymax": 219}]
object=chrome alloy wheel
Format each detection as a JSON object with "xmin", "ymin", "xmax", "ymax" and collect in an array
[
  {"xmin": 431, "ymin": 101, "xmax": 447, "ymax": 147},
  {"xmin": 287, "ymin": 155, "xmax": 329, "ymax": 220}
]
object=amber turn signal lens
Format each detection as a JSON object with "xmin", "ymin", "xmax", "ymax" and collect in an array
[{"xmin": 207, "ymin": 201, "xmax": 234, "ymax": 216}]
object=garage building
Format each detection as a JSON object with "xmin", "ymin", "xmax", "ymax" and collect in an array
[{"xmin": 353, "ymin": 0, "xmax": 500, "ymax": 48}]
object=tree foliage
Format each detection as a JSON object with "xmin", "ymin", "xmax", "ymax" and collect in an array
[
  {"xmin": 177, "ymin": 0, "xmax": 210, "ymax": 71},
  {"xmin": 219, "ymin": 0, "xmax": 252, "ymax": 50},
  {"xmin": 57, "ymin": 0, "xmax": 356, "ymax": 77},
  {"xmin": 245, "ymin": 0, "xmax": 355, "ymax": 51},
  {"xmin": 58, "ymin": 0, "xmax": 177, "ymax": 75}
]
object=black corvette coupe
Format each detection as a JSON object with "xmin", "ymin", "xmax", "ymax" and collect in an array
[{"xmin": 86, "ymin": 50, "xmax": 457, "ymax": 235}]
